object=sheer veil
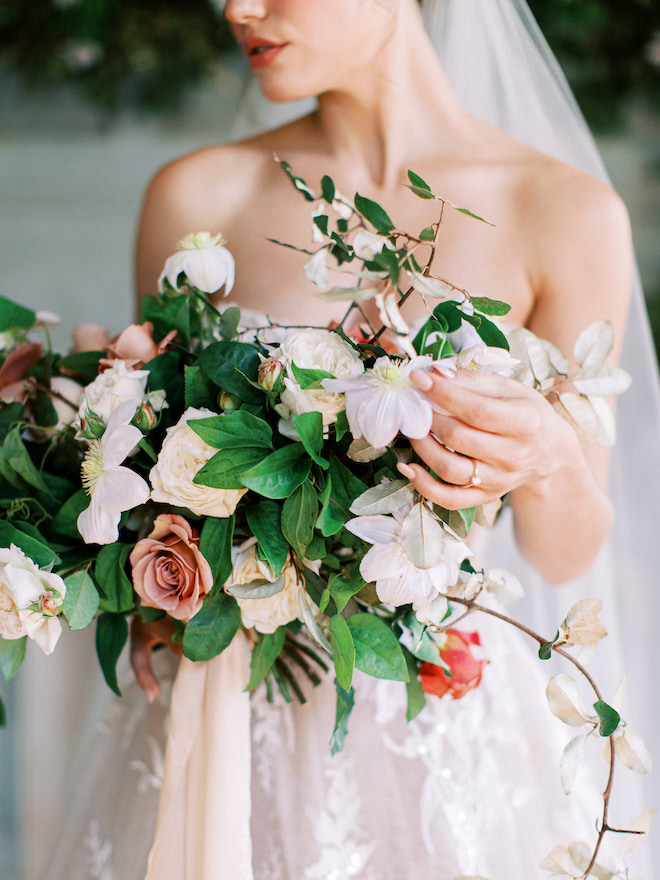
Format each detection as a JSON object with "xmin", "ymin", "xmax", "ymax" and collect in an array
[
  {"xmin": 424, "ymin": 1, "xmax": 660, "ymax": 874},
  {"xmin": 236, "ymin": 0, "xmax": 660, "ymax": 872}
]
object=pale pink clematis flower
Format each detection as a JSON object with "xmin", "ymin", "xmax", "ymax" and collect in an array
[
  {"xmin": 322, "ymin": 355, "xmax": 434, "ymax": 448},
  {"xmin": 77, "ymin": 399, "xmax": 150, "ymax": 544}
]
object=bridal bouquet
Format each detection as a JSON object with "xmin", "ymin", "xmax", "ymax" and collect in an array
[{"xmin": 0, "ymin": 164, "xmax": 650, "ymax": 876}]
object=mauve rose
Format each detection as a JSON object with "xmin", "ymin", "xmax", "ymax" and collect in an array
[
  {"xmin": 419, "ymin": 628, "xmax": 488, "ymax": 700},
  {"xmin": 104, "ymin": 322, "xmax": 176, "ymax": 369},
  {"xmin": 129, "ymin": 514, "xmax": 214, "ymax": 622}
]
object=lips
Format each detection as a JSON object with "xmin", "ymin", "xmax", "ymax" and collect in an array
[{"xmin": 242, "ymin": 37, "xmax": 288, "ymax": 70}]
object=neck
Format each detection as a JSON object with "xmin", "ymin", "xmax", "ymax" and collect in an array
[{"xmin": 315, "ymin": 5, "xmax": 468, "ymax": 190}]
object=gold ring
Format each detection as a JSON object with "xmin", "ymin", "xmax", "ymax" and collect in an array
[{"xmin": 456, "ymin": 458, "xmax": 482, "ymax": 489}]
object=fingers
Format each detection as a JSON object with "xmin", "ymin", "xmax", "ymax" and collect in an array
[
  {"xmin": 396, "ymin": 460, "xmax": 496, "ymax": 510},
  {"xmin": 411, "ymin": 369, "xmax": 542, "ymax": 439}
]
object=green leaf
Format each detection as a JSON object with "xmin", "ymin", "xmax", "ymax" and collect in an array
[
  {"xmin": 419, "ymin": 226, "xmax": 436, "ymax": 241},
  {"xmin": 59, "ymin": 350, "xmax": 105, "ymax": 382},
  {"xmin": 328, "ymin": 566, "xmax": 365, "ymax": 612},
  {"xmin": 198, "ymin": 341, "xmax": 263, "ymax": 404},
  {"xmin": 94, "ymin": 543, "xmax": 134, "ymax": 614},
  {"xmin": 0, "ymin": 402, "xmax": 24, "ymax": 443},
  {"xmin": 63, "ymin": 567, "xmax": 100, "ymax": 630},
  {"xmin": 184, "ymin": 363, "xmax": 218, "ymax": 409},
  {"xmin": 334, "ymin": 410, "xmax": 350, "ymax": 442},
  {"xmin": 293, "ymin": 410, "xmax": 328, "ymax": 467},
  {"xmin": 246, "ymin": 628, "xmax": 286, "ymax": 691},
  {"xmin": 313, "ymin": 213, "xmax": 329, "ymax": 237},
  {"xmin": 0, "ymin": 521, "xmax": 58, "ymax": 568},
  {"xmin": 322, "ymin": 453, "xmax": 368, "ymax": 528},
  {"xmin": 289, "ymin": 361, "xmax": 335, "ymax": 389},
  {"xmin": 354, "ymin": 193, "xmax": 395, "ymax": 234},
  {"xmin": 330, "ymin": 682, "xmax": 355, "ymax": 755},
  {"xmin": 0, "ymin": 295, "xmax": 36, "ymax": 331},
  {"xmin": 242, "ymin": 444, "xmax": 312, "ymax": 499},
  {"xmin": 200, "ymin": 516, "xmax": 235, "ymax": 594},
  {"xmin": 31, "ymin": 391, "xmax": 58, "ymax": 428},
  {"xmin": 51, "ymin": 489, "xmax": 88, "ymax": 539},
  {"xmin": 143, "ymin": 350, "xmax": 184, "ymax": 411},
  {"xmin": 282, "ymin": 481, "xmax": 317, "ymax": 558},
  {"xmin": 329, "ymin": 614, "xmax": 355, "ymax": 691},
  {"xmin": 346, "ymin": 613, "xmax": 409, "ymax": 682},
  {"xmin": 277, "ymin": 159, "xmax": 316, "ymax": 202},
  {"xmin": 321, "ymin": 174, "xmax": 336, "ymax": 204},
  {"xmin": 471, "ymin": 296, "xmax": 512, "ymax": 317},
  {"xmin": 218, "ymin": 306, "xmax": 241, "ymax": 341},
  {"xmin": 594, "ymin": 700, "xmax": 621, "ymax": 737},
  {"xmin": 407, "ymin": 169, "xmax": 433, "ymax": 193},
  {"xmin": 182, "ymin": 592, "xmax": 242, "ymax": 662},
  {"xmin": 194, "ymin": 446, "xmax": 265, "ymax": 489},
  {"xmin": 189, "ymin": 411, "xmax": 273, "ymax": 450},
  {"xmin": 1, "ymin": 426, "xmax": 47, "ymax": 491},
  {"xmin": 246, "ymin": 500, "xmax": 289, "ymax": 575},
  {"xmin": 450, "ymin": 203, "xmax": 495, "ymax": 226},
  {"xmin": 462, "ymin": 311, "xmax": 510, "ymax": 351},
  {"xmin": 0, "ymin": 636, "xmax": 26, "ymax": 682},
  {"xmin": 0, "ymin": 694, "xmax": 5, "ymax": 727},
  {"xmin": 403, "ymin": 648, "xmax": 426, "ymax": 721},
  {"xmin": 96, "ymin": 613, "xmax": 128, "ymax": 696}
]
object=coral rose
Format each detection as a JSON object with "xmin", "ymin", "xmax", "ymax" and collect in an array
[
  {"xmin": 129, "ymin": 514, "xmax": 214, "ymax": 622},
  {"xmin": 419, "ymin": 628, "xmax": 488, "ymax": 700}
]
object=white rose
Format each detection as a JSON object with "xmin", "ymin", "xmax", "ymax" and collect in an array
[
  {"xmin": 226, "ymin": 538, "xmax": 311, "ymax": 634},
  {"xmin": 77, "ymin": 360, "xmax": 166, "ymax": 427},
  {"xmin": 0, "ymin": 545, "xmax": 66, "ymax": 654},
  {"xmin": 274, "ymin": 329, "xmax": 364, "ymax": 429},
  {"xmin": 150, "ymin": 407, "xmax": 247, "ymax": 517}
]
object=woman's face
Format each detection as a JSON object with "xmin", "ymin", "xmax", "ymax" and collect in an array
[{"xmin": 223, "ymin": 0, "xmax": 397, "ymax": 103}]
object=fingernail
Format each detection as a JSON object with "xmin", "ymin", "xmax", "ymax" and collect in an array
[
  {"xmin": 397, "ymin": 462, "xmax": 415, "ymax": 479},
  {"xmin": 432, "ymin": 365, "xmax": 456, "ymax": 379},
  {"xmin": 410, "ymin": 370, "xmax": 433, "ymax": 391}
]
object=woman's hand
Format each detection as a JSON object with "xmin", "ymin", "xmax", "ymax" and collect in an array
[
  {"xmin": 130, "ymin": 616, "xmax": 182, "ymax": 702},
  {"xmin": 397, "ymin": 367, "xmax": 613, "ymax": 583},
  {"xmin": 397, "ymin": 368, "xmax": 578, "ymax": 507}
]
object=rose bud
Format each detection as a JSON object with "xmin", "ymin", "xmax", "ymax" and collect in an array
[
  {"xmin": 217, "ymin": 390, "xmax": 240, "ymax": 411},
  {"xmin": 78, "ymin": 408, "xmax": 106, "ymax": 440},
  {"xmin": 133, "ymin": 402, "xmax": 159, "ymax": 432},
  {"xmin": 258, "ymin": 356, "xmax": 284, "ymax": 394}
]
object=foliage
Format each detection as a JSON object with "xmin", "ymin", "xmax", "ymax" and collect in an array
[
  {"xmin": 529, "ymin": 0, "xmax": 660, "ymax": 129},
  {"xmin": 0, "ymin": 0, "xmax": 235, "ymax": 115}
]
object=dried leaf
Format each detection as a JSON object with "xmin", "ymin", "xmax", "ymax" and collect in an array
[
  {"xmin": 350, "ymin": 479, "xmax": 414, "ymax": 516},
  {"xmin": 556, "ymin": 598, "xmax": 607, "ymax": 649},
  {"xmin": 375, "ymin": 289, "xmax": 409, "ymax": 336},
  {"xmin": 554, "ymin": 393, "xmax": 614, "ymax": 447},
  {"xmin": 409, "ymin": 271, "xmax": 457, "ymax": 300},
  {"xmin": 539, "ymin": 845, "xmax": 581, "ymax": 876},
  {"xmin": 298, "ymin": 590, "xmax": 334, "ymax": 655},
  {"xmin": 484, "ymin": 568, "xmax": 524, "ymax": 605},
  {"xmin": 315, "ymin": 284, "xmax": 381, "ymax": 302},
  {"xmin": 545, "ymin": 674, "xmax": 594, "ymax": 727},
  {"xmin": 574, "ymin": 320, "xmax": 614, "ymax": 367},
  {"xmin": 560, "ymin": 734, "xmax": 587, "ymax": 795},
  {"xmin": 226, "ymin": 574, "xmax": 286, "ymax": 600},
  {"xmin": 346, "ymin": 436, "xmax": 389, "ymax": 463},
  {"xmin": 620, "ymin": 809, "xmax": 655, "ymax": 857},
  {"xmin": 573, "ymin": 363, "xmax": 632, "ymax": 397},
  {"xmin": 401, "ymin": 501, "xmax": 445, "ymax": 569},
  {"xmin": 568, "ymin": 841, "xmax": 617, "ymax": 880},
  {"xmin": 614, "ymin": 730, "xmax": 653, "ymax": 774}
]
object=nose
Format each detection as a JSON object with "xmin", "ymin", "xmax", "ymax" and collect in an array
[{"xmin": 223, "ymin": 0, "xmax": 267, "ymax": 24}]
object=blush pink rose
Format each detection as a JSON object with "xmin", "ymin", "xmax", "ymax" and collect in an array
[
  {"xmin": 104, "ymin": 322, "xmax": 176, "ymax": 369},
  {"xmin": 129, "ymin": 514, "xmax": 213, "ymax": 622},
  {"xmin": 419, "ymin": 629, "xmax": 488, "ymax": 700}
]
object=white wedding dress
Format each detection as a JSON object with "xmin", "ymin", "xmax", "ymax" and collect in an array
[{"xmin": 43, "ymin": 599, "xmax": 618, "ymax": 880}]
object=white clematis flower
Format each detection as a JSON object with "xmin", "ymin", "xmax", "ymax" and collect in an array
[
  {"xmin": 434, "ymin": 343, "xmax": 519, "ymax": 377},
  {"xmin": 346, "ymin": 508, "xmax": 470, "ymax": 609},
  {"xmin": 158, "ymin": 232, "xmax": 235, "ymax": 295},
  {"xmin": 77, "ymin": 399, "xmax": 150, "ymax": 544},
  {"xmin": 323, "ymin": 355, "xmax": 434, "ymax": 448}
]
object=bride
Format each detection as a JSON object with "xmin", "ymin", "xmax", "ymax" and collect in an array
[{"xmin": 44, "ymin": 1, "xmax": 658, "ymax": 879}]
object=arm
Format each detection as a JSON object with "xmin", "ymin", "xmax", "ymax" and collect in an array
[{"xmin": 398, "ymin": 171, "xmax": 633, "ymax": 584}]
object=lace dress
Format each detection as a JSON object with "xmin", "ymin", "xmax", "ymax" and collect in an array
[{"xmin": 42, "ymin": 603, "xmax": 615, "ymax": 880}]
